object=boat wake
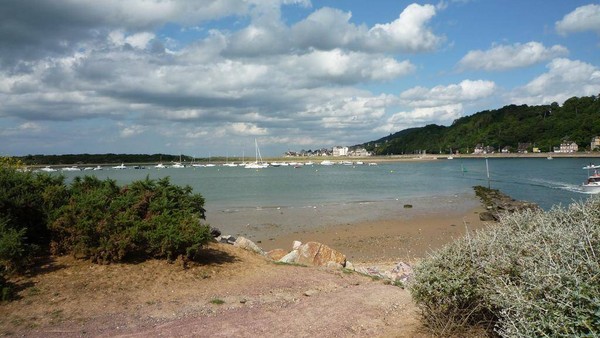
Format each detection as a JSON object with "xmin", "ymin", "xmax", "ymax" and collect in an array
[{"xmin": 529, "ymin": 178, "xmax": 592, "ymax": 194}]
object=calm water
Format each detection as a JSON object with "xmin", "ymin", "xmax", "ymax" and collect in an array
[{"xmin": 57, "ymin": 157, "xmax": 600, "ymax": 211}]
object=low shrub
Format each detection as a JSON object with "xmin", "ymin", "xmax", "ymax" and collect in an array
[
  {"xmin": 0, "ymin": 167, "xmax": 67, "ymax": 270},
  {"xmin": 50, "ymin": 176, "xmax": 211, "ymax": 263},
  {"xmin": 410, "ymin": 197, "xmax": 600, "ymax": 337}
]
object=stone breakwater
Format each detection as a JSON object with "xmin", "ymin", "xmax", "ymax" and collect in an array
[
  {"xmin": 214, "ymin": 234, "xmax": 414, "ymax": 285},
  {"xmin": 474, "ymin": 185, "xmax": 539, "ymax": 221}
]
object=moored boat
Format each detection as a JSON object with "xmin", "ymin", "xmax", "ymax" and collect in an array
[
  {"xmin": 245, "ymin": 139, "xmax": 269, "ymax": 169},
  {"xmin": 61, "ymin": 166, "xmax": 81, "ymax": 171},
  {"xmin": 39, "ymin": 166, "xmax": 58, "ymax": 172}
]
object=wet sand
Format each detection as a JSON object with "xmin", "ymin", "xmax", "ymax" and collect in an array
[{"xmin": 205, "ymin": 192, "xmax": 490, "ymax": 263}]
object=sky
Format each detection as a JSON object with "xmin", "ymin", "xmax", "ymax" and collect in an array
[{"xmin": 1, "ymin": 1, "xmax": 600, "ymax": 157}]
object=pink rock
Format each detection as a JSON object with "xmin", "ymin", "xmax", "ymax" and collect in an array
[
  {"xmin": 296, "ymin": 242, "xmax": 346, "ymax": 267},
  {"xmin": 266, "ymin": 249, "xmax": 288, "ymax": 261}
]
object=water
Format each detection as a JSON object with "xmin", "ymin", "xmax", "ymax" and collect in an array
[
  {"xmin": 57, "ymin": 158, "xmax": 599, "ymax": 211},
  {"xmin": 53, "ymin": 158, "xmax": 599, "ymax": 236}
]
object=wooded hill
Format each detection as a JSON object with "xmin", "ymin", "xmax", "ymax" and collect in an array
[
  {"xmin": 360, "ymin": 95, "xmax": 600, "ymax": 155},
  {"xmin": 17, "ymin": 153, "xmax": 198, "ymax": 166}
]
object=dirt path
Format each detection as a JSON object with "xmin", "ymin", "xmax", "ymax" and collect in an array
[{"xmin": 1, "ymin": 243, "xmax": 426, "ymax": 337}]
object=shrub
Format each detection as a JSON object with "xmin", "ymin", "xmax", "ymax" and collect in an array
[
  {"xmin": 0, "ymin": 167, "xmax": 67, "ymax": 268},
  {"xmin": 50, "ymin": 176, "xmax": 211, "ymax": 263},
  {"xmin": 410, "ymin": 197, "xmax": 600, "ymax": 337}
]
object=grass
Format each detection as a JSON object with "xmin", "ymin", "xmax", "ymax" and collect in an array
[{"xmin": 209, "ymin": 298, "xmax": 225, "ymax": 305}]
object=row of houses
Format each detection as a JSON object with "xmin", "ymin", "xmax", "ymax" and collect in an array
[
  {"xmin": 285, "ymin": 146, "xmax": 373, "ymax": 157},
  {"xmin": 474, "ymin": 136, "xmax": 600, "ymax": 154}
]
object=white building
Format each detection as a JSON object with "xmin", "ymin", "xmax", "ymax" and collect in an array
[
  {"xmin": 332, "ymin": 146, "xmax": 349, "ymax": 157},
  {"xmin": 554, "ymin": 141, "xmax": 578, "ymax": 153},
  {"xmin": 591, "ymin": 136, "xmax": 600, "ymax": 151}
]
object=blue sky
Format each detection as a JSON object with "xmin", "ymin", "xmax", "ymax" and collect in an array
[{"xmin": 1, "ymin": 0, "xmax": 599, "ymax": 157}]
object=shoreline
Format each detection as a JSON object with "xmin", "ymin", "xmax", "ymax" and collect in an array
[
  {"xmin": 206, "ymin": 193, "xmax": 488, "ymax": 264},
  {"xmin": 21, "ymin": 152, "xmax": 600, "ymax": 168}
]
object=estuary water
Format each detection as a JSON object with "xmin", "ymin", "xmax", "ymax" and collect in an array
[{"xmin": 56, "ymin": 157, "xmax": 600, "ymax": 236}]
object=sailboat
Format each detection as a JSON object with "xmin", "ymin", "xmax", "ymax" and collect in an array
[
  {"xmin": 222, "ymin": 153, "xmax": 237, "ymax": 167},
  {"xmin": 205, "ymin": 153, "xmax": 216, "ymax": 167},
  {"xmin": 245, "ymin": 139, "xmax": 269, "ymax": 169}
]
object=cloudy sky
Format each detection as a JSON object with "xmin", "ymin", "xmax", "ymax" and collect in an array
[{"xmin": 1, "ymin": 0, "xmax": 599, "ymax": 157}]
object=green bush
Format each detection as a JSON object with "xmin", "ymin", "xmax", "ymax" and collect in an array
[
  {"xmin": 50, "ymin": 176, "xmax": 211, "ymax": 263},
  {"xmin": 0, "ymin": 167, "xmax": 67, "ymax": 267},
  {"xmin": 410, "ymin": 197, "xmax": 600, "ymax": 337}
]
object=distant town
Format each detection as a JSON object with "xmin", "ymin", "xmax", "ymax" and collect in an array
[{"xmin": 284, "ymin": 136, "xmax": 600, "ymax": 157}]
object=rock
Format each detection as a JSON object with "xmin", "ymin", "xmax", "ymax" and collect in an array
[
  {"xmin": 278, "ymin": 250, "xmax": 299, "ymax": 263},
  {"xmin": 479, "ymin": 211, "xmax": 497, "ymax": 222},
  {"xmin": 266, "ymin": 249, "xmax": 288, "ymax": 261},
  {"xmin": 292, "ymin": 240, "xmax": 302, "ymax": 250},
  {"xmin": 355, "ymin": 266, "xmax": 385, "ymax": 279},
  {"xmin": 385, "ymin": 262, "xmax": 413, "ymax": 283},
  {"xmin": 216, "ymin": 235, "xmax": 237, "ymax": 244},
  {"xmin": 233, "ymin": 236, "xmax": 265, "ymax": 255},
  {"xmin": 326, "ymin": 261, "xmax": 343, "ymax": 269},
  {"xmin": 474, "ymin": 186, "xmax": 539, "ymax": 221},
  {"xmin": 210, "ymin": 227, "xmax": 222, "ymax": 238},
  {"xmin": 403, "ymin": 204, "xmax": 413, "ymax": 208},
  {"xmin": 296, "ymin": 242, "xmax": 346, "ymax": 267},
  {"xmin": 303, "ymin": 289, "xmax": 319, "ymax": 297},
  {"xmin": 345, "ymin": 261, "xmax": 354, "ymax": 271}
]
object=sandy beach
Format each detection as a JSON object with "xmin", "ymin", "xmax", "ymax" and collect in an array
[{"xmin": 206, "ymin": 192, "xmax": 489, "ymax": 263}]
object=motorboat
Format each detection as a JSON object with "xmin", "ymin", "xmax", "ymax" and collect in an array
[
  {"xmin": 320, "ymin": 160, "xmax": 334, "ymax": 166},
  {"xmin": 39, "ymin": 166, "xmax": 58, "ymax": 172},
  {"xmin": 61, "ymin": 166, "xmax": 81, "ymax": 171},
  {"xmin": 112, "ymin": 163, "xmax": 127, "ymax": 170},
  {"xmin": 155, "ymin": 163, "xmax": 166, "ymax": 169},
  {"xmin": 170, "ymin": 162, "xmax": 185, "ymax": 168},
  {"xmin": 93, "ymin": 166, "xmax": 103, "ymax": 170},
  {"xmin": 582, "ymin": 164, "xmax": 600, "ymax": 193}
]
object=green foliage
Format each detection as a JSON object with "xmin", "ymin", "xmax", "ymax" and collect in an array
[
  {"xmin": 0, "ymin": 156, "xmax": 24, "ymax": 169},
  {"xmin": 15, "ymin": 153, "xmax": 208, "ymax": 166},
  {"xmin": 0, "ymin": 167, "xmax": 67, "ymax": 265},
  {"xmin": 410, "ymin": 197, "xmax": 600, "ymax": 337},
  {"xmin": 50, "ymin": 176, "xmax": 210, "ymax": 263},
  {"xmin": 363, "ymin": 95, "xmax": 600, "ymax": 155},
  {"xmin": 0, "ymin": 216, "xmax": 27, "ymax": 273},
  {"xmin": 0, "ymin": 164, "xmax": 67, "ymax": 301}
]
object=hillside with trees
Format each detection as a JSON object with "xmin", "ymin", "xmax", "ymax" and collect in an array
[{"xmin": 360, "ymin": 95, "xmax": 600, "ymax": 155}]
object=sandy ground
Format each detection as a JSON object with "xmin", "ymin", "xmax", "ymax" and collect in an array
[
  {"xmin": 258, "ymin": 206, "xmax": 487, "ymax": 264},
  {"xmin": 0, "ymin": 200, "xmax": 491, "ymax": 337}
]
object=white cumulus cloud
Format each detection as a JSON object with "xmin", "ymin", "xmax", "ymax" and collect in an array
[
  {"xmin": 510, "ymin": 58, "xmax": 600, "ymax": 105},
  {"xmin": 556, "ymin": 4, "xmax": 600, "ymax": 35},
  {"xmin": 376, "ymin": 80, "xmax": 496, "ymax": 133},
  {"xmin": 290, "ymin": 3, "xmax": 443, "ymax": 53},
  {"xmin": 457, "ymin": 42, "xmax": 569, "ymax": 71}
]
